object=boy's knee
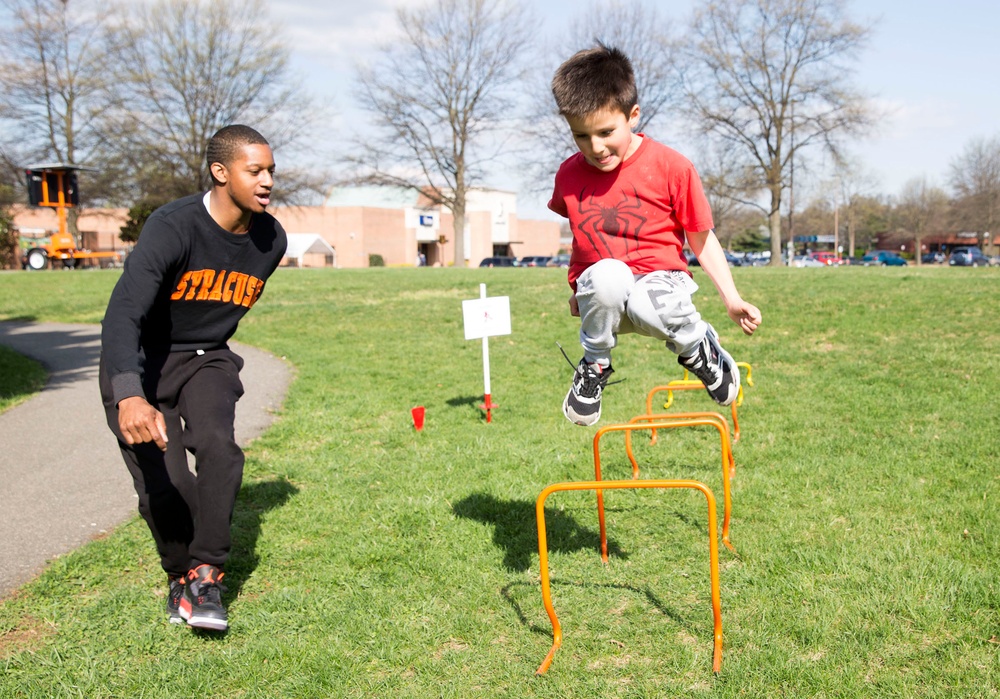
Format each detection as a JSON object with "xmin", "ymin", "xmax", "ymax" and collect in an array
[{"xmin": 577, "ymin": 259, "xmax": 633, "ymax": 308}]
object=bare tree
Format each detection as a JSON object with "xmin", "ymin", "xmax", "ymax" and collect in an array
[
  {"xmin": 894, "ymin": 177, "xmax": 950, "ymax": 265},
  {"xmin": 949, "ymin": 134, "xmax": 1000, "ymax": 255},
  {"xmin": 682, "ymin": 0, "xmax": 876, "ymax": 265},
  {"xmin": 0, "ymin": 0, "xmax": 107, "ymax": 164},
  {"xmin": 831, "ymin": 156, "xmax": 879, "ymax": 258},
  {"xmin": 0, "ymin": 0, "xmax": 109, "ymax": 236},
  {"xmin": 846, "ymin": 193, "xmax": 889, "ymax": 254},
  {"xmin": 352, "ymin": 0, "xmax": 534, "ymax": 267},
  {"xmin": 101, "ymin": 0, "xmax": 324, "ymax": 203},
  {"xmin": 697, "ymin": 140, "xmax": 767, "ymax": 249},
  {"xmin": 524, "ymin": 1, "xmax": 681, "ymax": 194}
]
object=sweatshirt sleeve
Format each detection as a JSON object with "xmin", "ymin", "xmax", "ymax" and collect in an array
[{"xmin": 100, "ymin": 212, "xmax": 185, "ymax": 405}]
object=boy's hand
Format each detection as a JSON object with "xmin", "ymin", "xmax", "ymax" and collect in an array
[
  {"xmin": 117, "ymin": 396, "xmax": 169, "ymax": 451},
  {"xmin": 727, "ymin": 300, "xmax": 762, "ymax": 336},
  {"xmin": 569, "ymin": 293, "xmax": 580, "ymax": 317}
]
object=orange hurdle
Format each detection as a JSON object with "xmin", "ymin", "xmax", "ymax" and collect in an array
[
  {"xmin": 593, "ymin": 422, "xmax": 735, "ymax": 554},
  {"xmin": 534, "ymin": 479, "xmax": 723, "ymax": 675},
  {"xmin": 646, "ymin": 362, "xmax": 754, "ymax": 444},
  {"xmin": 625, "ymin": 412, "xmax": 736, "ymax": 480}
]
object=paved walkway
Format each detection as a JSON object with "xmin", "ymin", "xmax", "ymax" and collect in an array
[{"xmin": 0, "ymin": 321, "xmax": 291, "ymax": 599}]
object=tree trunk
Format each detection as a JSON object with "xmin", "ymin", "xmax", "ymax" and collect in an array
[
  {"xmin": 68, "ymin": 209, "xmax": 81, "ymax": 248},
  {"xmin": 452, "ymin": 200, "xmax": 466, "ymax": 268},
  {"xmin": 848, "ymin": 203, "xmax": 856, "ymax": 259},
  {"xmin": 768, "ymin": 184, "xmax": 784, "ymax": 266}
]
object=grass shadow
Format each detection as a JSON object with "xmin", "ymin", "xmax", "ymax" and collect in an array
[
  {"xmin": 452, "ymin": 492, "xmax": 626, "ymax": 573},
  {"xmin": 224, "ymin": 477, "xmax": 299, "ymax": 598},
  {"xmin": 500, "ymin": 579, "xmax": 684, "ymax": 636},
  {"xmin": 446, "ymin": 395, "xmax": 490, "ymax": 420},
  {"xmin": 446, "ymin": 395, "xmax": 482, "ymax": 408}
]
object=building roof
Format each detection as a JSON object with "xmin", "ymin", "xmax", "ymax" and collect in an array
[{"xmin": 284, "ymin": 233, "xmax": 336, "ymax": 258}]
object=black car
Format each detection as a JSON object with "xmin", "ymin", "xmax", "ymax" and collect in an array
[
  {"xmin": 948, "ymin": 247, "xmax": 991, "ymax": 267},
  {"xmin": 478, "ymin": 256, "xmax": 519, "ymax": 267},
  {"xmin": 518, "ymin": 256, "xmax": 552, "ymax": 267}
]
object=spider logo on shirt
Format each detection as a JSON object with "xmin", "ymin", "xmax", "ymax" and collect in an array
[{"xmin": 575, "ymin": 185, "xmax": 647, "ymax": 257}]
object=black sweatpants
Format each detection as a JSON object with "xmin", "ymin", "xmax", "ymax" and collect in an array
[{"xmin": 100, "ymin": 348, "xmax": 245, "ymax": 578}]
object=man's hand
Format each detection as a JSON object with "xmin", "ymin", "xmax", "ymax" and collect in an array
[
  {"xmin": 569, "ymin": 293, "xmax": 580, "ymax": 317},
  {"xmin": 117, "ymin": 396, "xmax": 168, "ymax": 451}
]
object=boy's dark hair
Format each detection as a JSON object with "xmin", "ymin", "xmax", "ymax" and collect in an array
[
  {"xmin": 551, "ymin": 42, "xmax": 638, "ymax": 118},
  {"xmin": 205, "ymin": 124, "xmax": 269, "ymax": 171}
]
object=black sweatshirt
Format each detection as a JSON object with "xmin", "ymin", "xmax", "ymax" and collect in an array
[{"xmin": 101, "ymin": 192, "xmax": 287, "ymax": 404}]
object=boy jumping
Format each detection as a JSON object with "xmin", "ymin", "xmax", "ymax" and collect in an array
[{"xmin": 549, "ymin": 44, "xmax": 761, "ymax": 426}]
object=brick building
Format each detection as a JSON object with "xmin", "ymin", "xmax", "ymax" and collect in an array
[
  {"xmin": 10, "ymin": 186, "xmax": 561, "ymax": 269},
  {"xmin": 271, "ymin": 186, "xmax": 560, "ymax": 268}
]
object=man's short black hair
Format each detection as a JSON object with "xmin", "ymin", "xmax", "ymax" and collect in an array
[
  {"xmin": 551, "ymin": 42, "xmax": 638, "ymax": 118},
  {"xmin": 205, "ymin": 124, "xmax": 270, "ymax": 171}
]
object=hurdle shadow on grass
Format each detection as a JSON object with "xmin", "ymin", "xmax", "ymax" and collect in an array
[
  {"xmin": 500, "ymin": 579, "xmax": 685, "ymax": 636},
  {"xmin": 452, "ymin": 492, "xmax": 626, "ymax": 573},
  {"xmin": 223, "ymin": 477, "xmax": 299, "ymax": 599}
]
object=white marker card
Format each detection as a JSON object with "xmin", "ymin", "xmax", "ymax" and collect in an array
[{"xmin": 462, "ymin": 296, "xmax": 512, "ymax": 340}]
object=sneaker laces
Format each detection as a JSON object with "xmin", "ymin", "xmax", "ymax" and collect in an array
[
  {"xmin": 190, "ymin": 579, "xmax": 228, "ymax": 605},
  {"xmin": 187, "ymin": 566, "xmax": 228, "ymax": 603},
  {"xmin": 556, "ymin": 343, "xmax": 624, "ymax": 390},
  {"xmin": 681, "ymin": 337, "xmax": 721, "ymax": 385},
  {"xmin": 167, "ymin": 577, "xmax": 184, "ymax": 606}
]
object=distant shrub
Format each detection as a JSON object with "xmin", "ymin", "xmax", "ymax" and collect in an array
[
  {"xmin": 369, "ymin": 254, "xmax": 385, "ymax": 267},
  {"xmin": 120, "ymin": 197, "xmax": 169, "ymax": 243}
]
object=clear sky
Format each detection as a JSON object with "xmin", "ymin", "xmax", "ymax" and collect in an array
[{"xmin": 275, "ymin": 0, "xmax": 1000, "ymax": 218}]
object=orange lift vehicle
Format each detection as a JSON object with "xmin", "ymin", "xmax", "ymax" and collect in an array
[{"xmin": 22, "ymin": 164, "xmax": 122, "ymax": 270}]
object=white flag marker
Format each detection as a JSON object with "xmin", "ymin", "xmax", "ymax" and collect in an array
[{"xmin": 462, "ymin": 283, "xmax": 511, "ymax": 422}]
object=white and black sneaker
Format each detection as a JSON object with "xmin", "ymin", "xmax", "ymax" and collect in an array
[
  {"xmin": 678, "ymin": 326, "xmax": 739, "ymax": 406},
  {"xmin": 563, "ymin": 358, "xmax": 614, "ymax": 426}
]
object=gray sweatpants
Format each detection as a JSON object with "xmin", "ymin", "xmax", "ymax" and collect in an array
[{"xmin": 575, "ymin": 258, "xmax": 708, "ymax": 366}]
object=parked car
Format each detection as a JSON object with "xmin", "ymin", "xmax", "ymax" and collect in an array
[
  {"xmin": 861, "ymin": 250, "xmax": 908, "ymax": 267},
  {"xmin": 948, "ymin": 246, "xmax": 991, "ymax": 267},
  {"xmin": 723, "ymin": 250, "xmax": 748, "ymax": 267},
  {"xmin": 547, "ymin": 254, "xmax": 571, "ymax": 268},
  {"xmin": 478, "ymin": 256, "xmax": 519, "ymax": 267},
  {"xmin": 744, "ymin": 251, "xmax": 770, "ymax": 266},
  {"xmin": 518, "ymin": 255, "xmax": 551, "ymax": 267},
  {"xmin": 791, "ymin": 255, "xmax": 824, "ymax": 267},
  {"xmin": 809, "ymin": 251, "xmax": 842, "ymax": 266},
  {"xmin": 921, "ymin": 251, "xmax": 946, "ymax": 264}
]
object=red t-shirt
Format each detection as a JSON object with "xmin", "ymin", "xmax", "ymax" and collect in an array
[{"xmin": 548, "ymin": 135, "xmax": 714, "ymax": 289}]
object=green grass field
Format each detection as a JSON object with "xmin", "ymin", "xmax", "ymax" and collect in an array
[
  {"xmin": 0, "ymin": 345, "xmax": 46, "ymax": 413},
  {"xmin": 0, "ymin": 266, "xmax": 997, "ymax": 697}
]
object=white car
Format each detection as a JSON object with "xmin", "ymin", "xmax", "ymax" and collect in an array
[{"xmin": 791, "ymin": 255, "xmax": 824, "ymax": 267}]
